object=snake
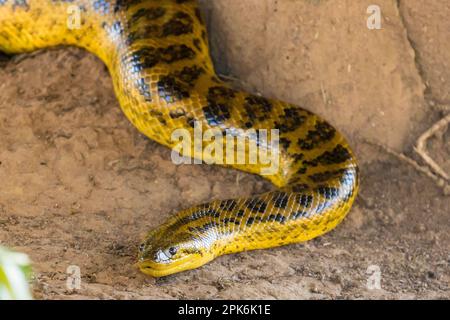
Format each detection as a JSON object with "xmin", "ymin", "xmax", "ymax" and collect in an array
[{"xmin": 0, "ymin": 0, "xmax": 359, "ymax": 277}]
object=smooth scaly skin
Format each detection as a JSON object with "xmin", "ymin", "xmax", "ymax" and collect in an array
[{"xmin": 0, "ymin": 0, "xmax": 359, "ymax": 277}]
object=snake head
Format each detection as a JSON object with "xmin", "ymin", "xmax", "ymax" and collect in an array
[{"xmin": 137, "ymin": 224, "xmax": 216, "ymax": 277}]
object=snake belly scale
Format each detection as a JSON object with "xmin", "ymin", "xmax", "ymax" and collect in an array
[{"xmin": 0, "ymin": 0, "xmax": 359, "ymax": 277}]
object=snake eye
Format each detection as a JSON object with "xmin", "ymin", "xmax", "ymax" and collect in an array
[
  {"xmin": 138, "ymin": 243, "xmax": 146, "ymax": 252},
  {"xmin": 168, "ymin": 247, "xmax": 177, "ymax": 256}
]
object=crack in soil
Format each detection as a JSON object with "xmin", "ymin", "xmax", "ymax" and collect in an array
[{"xmin": 396, "ymin": 0, "xmax": 430, "ymax": 96}]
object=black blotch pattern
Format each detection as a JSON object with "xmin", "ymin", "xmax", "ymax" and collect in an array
[
  {"xmin": 113, "ymin": 0, "xmax": 124, "ymax": 13},
  {"xmin": 244, "ymin": 96, "xmax": 272, "ymax": 122},
  {"xmin": 134, "ymin": 44, "xmax": 196, "ymax": 69},
  {"xmin": 162, "ymin": 12, "xmax": 194, "ymax": 37},
  {"xmin": 193, "ymin": 38, "xmax": 202, "ymax": 51},
  {"xmin": 127, "ymin": 11, "xmax": 193, "ymax": 42},
  {"xmin": 267, "ymin": 214, "xmax": 286, "ymax": 224},
  {"xmin": 279, "ymin": 137, "xmax": 291, "ymax": 150},
  {"xmin": 245, "ymin": 121, "xmax": 254, "ymax": 129},
  {"xmin": 222, "ymin": 217, "xmax": 236, "ymax": 224},
  {"xmin": 207, "ymin": 86, "xmax": 236, "ymax": 104},
  {"xmin": 202, "ymin": 86, "xmax": 236, "ymax": 126},
  {"xmin": 194, "ymin": 8, "xmax": 204, "ymax": 23},
  {"xmin": 169, "ymin": 108, "xmax": 187, "ymax": 119},
  {"xmin": 292, "ymin": 153, "xmax": 304, "ymax": 163},
  {"xmin": 149, "ymin": 109, "xmax": 166, "ymax": 125},
  {"xmin": 317, "ymin": 145, "xmax": 352, "ymax": 165},
  {"xmin": 297, "ymin": 194, "xmax": 313, "ymax": 208},
  {"xmin": 189, "ymin": 222, "xmax": 220, "ymax": 234},
  {"xmin": 219, "ymin": 200, "xmax": 238, "ymax": 211},
  {"xmin": 309, "ymin": 169, "xmax": 347, "ymax": 183},
  {"xmin": 176, "ymin": 65, "xmax": 205, "ymax": 84},
  {"xmin": 245, "ymin": 198, "xmax": 267, "ymax": 213},
  {"xmin": 127, "ymin": 25, "xmax": 159, "ymax": 43},
  {"xmin": 186, "ymin": 116, "xmax": 197, "ymax": 128},
  {"xmin": 186, "ymin": 209, "xmax": 220, "ymax": 225},
  {"xmin": 272, "ymin": 192, "xmax": 289, "ymax": 209},
  {"xmin": 158, "ymin": 76, "xmax": 189, "ymax": 103},
  {"xmin": 203, "ymin": 103, "xmax": 230, "ymax": 126},
  {"xmin": 275, "ymin": 214, "xmax": 287, "ymax": 223},
  {"xmin": 292, "ymin": 211, "xmax": 308, "ymax": 220},
  {"xmin": 290, "ymin": 168, "xmax": 308, "ymax": 181},
  {"xmin": 298, "ymin": 121, "xmax": 336, "ymax": 150},
  {"xmin": 275, "ymin": 107, "xmax": 307, "ymax": 133},
  {"xmin": 316, "ymin": 186, "xmax": 340, "ymax": 200},
  {"xmin": 303, "ymin": 144, "xmax": 352, "ymax": 167},
  {"xmin": 129, "ymin": 7, "xmax": 166, "ymax": 24}
]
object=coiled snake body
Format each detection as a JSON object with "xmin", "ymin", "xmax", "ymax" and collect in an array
[{"xmin": 0, "ymin": 0, "xmax": 359, "ymax": 277}]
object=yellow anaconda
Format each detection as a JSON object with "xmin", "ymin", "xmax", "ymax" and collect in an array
[{"xmin": 0, "ymin": 0, "xmax": 359, "ymax": 277}]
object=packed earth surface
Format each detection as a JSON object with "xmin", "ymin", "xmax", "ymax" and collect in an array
[{"xmin": 0, "ymin": 0, "xmax": 449, "ymax": 299}]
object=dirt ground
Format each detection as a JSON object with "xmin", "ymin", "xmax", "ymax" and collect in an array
[{"xmin": 0, "ymin": 0, "xmax": 449, "ymax": 299}]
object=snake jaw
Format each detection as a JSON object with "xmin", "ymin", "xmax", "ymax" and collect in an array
[{"xmin": 137, "ymin": 251, "xmax": 215, "ymax": 277}]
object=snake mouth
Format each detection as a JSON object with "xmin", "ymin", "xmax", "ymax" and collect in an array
[
  {"xmin": 137, "ymin": 253, "xmax": 215, "ymax": 277},
  {"xmin": 138, "ymin": 260, "xmax": 188, "ymax": 277}
]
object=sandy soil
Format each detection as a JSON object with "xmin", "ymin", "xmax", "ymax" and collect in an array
[{"xmin": 0, "ymin": 0, "xmax": 448, "ymax": 299}]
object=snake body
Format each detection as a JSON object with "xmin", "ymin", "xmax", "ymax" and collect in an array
[{"xmin": 0, "ymin": 0, "xmax": 359, "ymax": 277}]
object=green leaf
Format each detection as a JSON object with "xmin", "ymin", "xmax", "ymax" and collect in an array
[{"xmin": 0, "ymin": 246, "xmax": 33, "ymax": 300}]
